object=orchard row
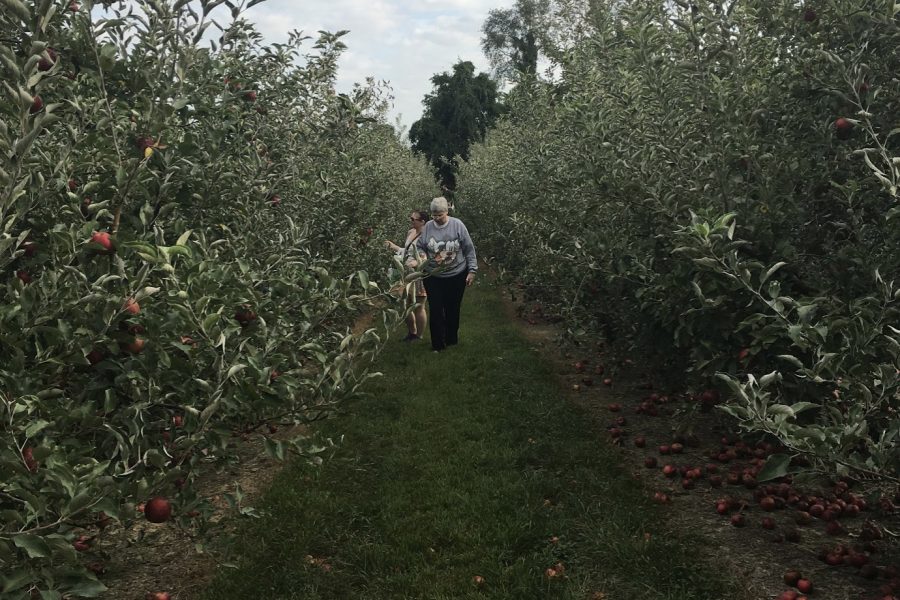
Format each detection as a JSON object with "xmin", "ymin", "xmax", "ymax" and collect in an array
[
  {"xmin": 0, "ymin": 1, "xmax": 433, "ymax": 597},
  {"xmin": 460, "ymin": 1, "xmax": 899, "ymax": 486}
]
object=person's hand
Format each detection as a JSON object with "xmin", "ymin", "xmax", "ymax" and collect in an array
[
  {"xmin": 465, "ymin": 272, "xmax": 475, "ymax": 287},
  {"xmin": 384, "ymin": 240, "xmax": 394, "ymax": 250}
]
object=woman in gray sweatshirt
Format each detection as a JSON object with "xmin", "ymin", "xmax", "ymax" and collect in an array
[{"xmin": 415, "ymin": 196, "xmax": 477, "ymax": 352}]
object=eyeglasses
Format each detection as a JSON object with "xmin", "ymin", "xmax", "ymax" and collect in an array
[
  {"xmin": 410, "ymin": 216, "xmax": 423, "ymax": 222},
  {"xmin": 431, "ymin": 212, "xmax": 447, "ymax": 218}
]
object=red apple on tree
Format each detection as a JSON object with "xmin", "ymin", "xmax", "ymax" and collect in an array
[
  {"xmin": 38, "ymin": 48, "xmax": 58, "ymax": 71},
  {"xmin": 235, "ymin": 306, "xmax": 257, "ymax": 326},
  {"xmin": 834, "ymin": 117, "xmax": 853, "ymax": 140},
  {"xmin": 29, "ymin": 95, "xmax": 44, "ymax": 114},
  {"xmin": 90, "ymin": 231, "xmax": 114, "ymax": 252},
  {"xmin": 23, "ymin": 447, "xmax": 39, "ymax": 472},
  {"xmin": 122, "ymin": 338, "xmax": 146, "ymax": 354},
  {"xmin": 123, "ymin": 297, "xmax": 140, "ymax": 315}
]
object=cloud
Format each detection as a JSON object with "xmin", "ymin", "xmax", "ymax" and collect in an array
[{"xmin": 244, "ymin": 0, "xmax": 514, "ymax": 133}]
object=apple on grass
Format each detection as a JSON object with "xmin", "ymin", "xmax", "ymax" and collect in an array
[{"xmin": 144, "ymin": 497, "xmax": 172, "ymax": 523}]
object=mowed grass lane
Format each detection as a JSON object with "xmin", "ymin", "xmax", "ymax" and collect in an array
[{"xmin": 198, "ymin": 281, "xmax": 739, "ymax": 600}]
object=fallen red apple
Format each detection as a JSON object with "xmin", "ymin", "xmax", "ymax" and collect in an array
[
  {"xmin": 783, "ymin": 570, "xmax": 802, "ymax": 586},
  {"xmin": 730, "ymin": 514, "xmax": 746, "ymax": 527},
  {"xmin": 144, "ymin": 497, "xmax": 172, "ymax": 523},
  {"xmin": 760, "ymin": 496, "xmax": 777, "ymax": 511},
  {"xmin": 796, "ymin": 579, "xmax": 812, "ymax": 594},
  {"xmin": 644, "ymin": 457, "xmax": 658, "ymax": 468},
  {"xmin": 859, "ymin": 564, "xmax": 878, "ymax": 579},
  {"xmin": 634, "ymin": 436, "xmax": 646, "ymax": 448}
]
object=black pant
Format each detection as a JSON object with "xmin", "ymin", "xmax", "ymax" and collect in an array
[{"xmin": 422, "ymin": 271, "xmax": 468, "ymax": 351}]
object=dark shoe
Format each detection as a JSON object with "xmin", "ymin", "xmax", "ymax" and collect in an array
[{"xmin": 401, "ymin": 333, "xmax": 420, "ymax": 342}]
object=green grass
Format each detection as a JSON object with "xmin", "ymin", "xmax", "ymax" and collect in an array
[{"xmin": 198, "ymin": 282, "xmax": 738, "ymax": 600}]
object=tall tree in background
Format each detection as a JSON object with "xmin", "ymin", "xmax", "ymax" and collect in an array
[
  {"xmin": 481, "ymin": 0, "xmax": 547, "ymax": 80},
  {"xmin": 409, "ymin": 61, "xmax": 502, "ymax": 187}
]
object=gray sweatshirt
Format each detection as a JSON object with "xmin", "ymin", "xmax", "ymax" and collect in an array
[{"xmin": 416, "ymin": 217, "xmax": 478, "ymax": 278}]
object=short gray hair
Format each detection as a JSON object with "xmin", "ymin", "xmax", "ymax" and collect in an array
[{"xmin": 430, "ymin": 197, "xmax": 449, "ymax": 213}]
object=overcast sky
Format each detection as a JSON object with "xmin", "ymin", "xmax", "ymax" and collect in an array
[{"xmin": 243, "ymin": 0, "xmax": 514, "ymax": 137}]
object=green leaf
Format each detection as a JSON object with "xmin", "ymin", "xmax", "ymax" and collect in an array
[
  {"xmin": 757, "ymin": 453, "xmax": 792, "ymax": 481},
  {"xmin": 201, "ymin": 313, "xmax": 219, "ymax": 334},
  {"xmin": 777, "ymin": 354, "xmax": 804, "ymax": 368},
  {"xmin": 13, "ymin": 534, "xmax": 51, "ymax": 558},
  {"xmin": 226, "ymin": 364, "xmax": 246, "ymax": 379},
  {"xmin": 759, "ymin": 371, "xmax": 781, "ymax": 388},
  {"xmin": 65, "ymin": 491, "xmax": 94, "ymax": 516},
  {"xmin": 62, "ymin": 578, "xmax": 107, "ymax": 597},
  {"xmin": 25, "ymin": 419, "xmax": 50, "ymax": 437},
  {"xmin": 2, "ymin": 568, "xmax": 33, "ymax": 593},
  {"xmin": 790, "ymin": 402, "xmax": 820, "ymax": 415},
  {"xmin": 761, "ymin": 261, "xmax": 786, "ymax": 285},
  {"xmin": 1, "ymin": 0, "xmax": 31, "ymax": 22}
]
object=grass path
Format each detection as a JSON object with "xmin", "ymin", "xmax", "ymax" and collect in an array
[{"xmin": 198, "ymin": 282, "xmax": 738, "ymax": 599}]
